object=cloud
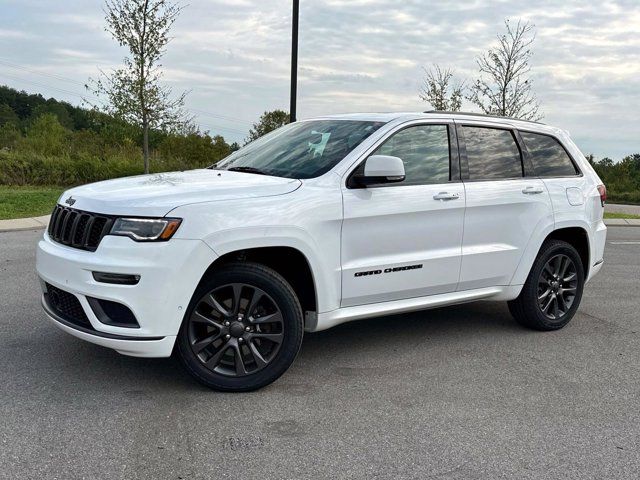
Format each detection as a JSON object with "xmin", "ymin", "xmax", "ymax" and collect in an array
[
  {"xmin": 0, "ymin": 29, "xmax": 35, "ymax": 39},
  {"xmin": 0, "ymin": 0, "xmax": 637, "ymax": 158},
  {"xmin": 52, "ymin": 48, "xmax": 102, "ymax": 61},
  {"xmin": 48, "ymin": 13, "xmax": 105, "ymax": 31}
]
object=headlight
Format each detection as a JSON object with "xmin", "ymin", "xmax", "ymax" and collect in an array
[{"xmin": 110, "ymin": 217, "xmax": 182, "ymax": 242}]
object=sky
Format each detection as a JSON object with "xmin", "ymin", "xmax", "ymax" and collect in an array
[{"xmin": 0, "ymin": 0, "xmax": 638, "ymax": 159}]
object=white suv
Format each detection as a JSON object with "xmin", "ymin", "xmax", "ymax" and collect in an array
[{"xmin": 36, "ymin": 112, "xmax": 607, "ymax": 391}]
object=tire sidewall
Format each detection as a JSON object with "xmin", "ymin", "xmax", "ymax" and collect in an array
[{"xmin": 176, "ymin": 263, "xmax": 304, "ymax": 391}]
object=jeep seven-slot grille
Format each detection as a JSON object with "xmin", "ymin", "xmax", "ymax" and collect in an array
[{"xmin": 48, "ymin": 205, "xmax": 113, "ymax": 251}]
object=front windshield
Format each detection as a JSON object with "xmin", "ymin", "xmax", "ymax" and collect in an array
[{"xmin": 215, "ymin": 120, "xmax": 385, "ymax": 179}]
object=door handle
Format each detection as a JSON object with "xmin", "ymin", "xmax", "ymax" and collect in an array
[
  {"xmin": 522, "ymin": 186, "xmax": 544, "ymax": 195},
  {"xmin": 433, "ymin": 192, "xmax": 460, "ymax": 201}
]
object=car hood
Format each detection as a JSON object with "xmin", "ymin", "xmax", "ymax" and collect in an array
[{"xmin": 59, "ymin": 169, "xmax": 302, "ymax": 217}]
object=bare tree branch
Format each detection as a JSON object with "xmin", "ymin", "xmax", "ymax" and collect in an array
[
  {"xmin": 419, "ymin": 65, "xmax": 464, "ymax": 112},
  {"xmin": 467, "ymin": 19, "xmax": 543, "ymax": 121}
]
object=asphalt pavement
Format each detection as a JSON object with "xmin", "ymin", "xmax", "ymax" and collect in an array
[{"xmin": 0, "ymin": 227, "xmax": 639, "ymax": 479}]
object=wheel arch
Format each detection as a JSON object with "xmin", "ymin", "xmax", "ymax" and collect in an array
[
  {"xmin": 199, "ymin": 225, "xmax": 342, "ymax": 317},
  {"xmin": 511, "ymin": 223, "xmax": 591, "ymax": 286},
  {"xmin": 196, "ymin": 245, "xmax": 318, "ymax": 318},
  {"xmin": 544, "ymin": 226, "xmax": 590, "ymax": 277}
]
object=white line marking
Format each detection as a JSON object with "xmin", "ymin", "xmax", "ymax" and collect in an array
[{"xmin": 610, "ymin": 241, "xmax": 640, "ymax": 245}]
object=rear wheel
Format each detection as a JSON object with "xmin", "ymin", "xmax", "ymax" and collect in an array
[
  {"xmin": 508, "ymin": 240, "xmax": 584, "ymax": 331},
  {"xmin": 176, "ymin": 262, "xmax": 304, "ymax": 391}
]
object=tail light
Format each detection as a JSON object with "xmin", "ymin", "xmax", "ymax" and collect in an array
[{"xmin": 597, "ymin": 184, "xmax": 606, "ymax": 207}]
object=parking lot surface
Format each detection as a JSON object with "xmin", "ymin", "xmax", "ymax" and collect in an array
[{"xmin": 1, "ymin": 227, "xmax": 639, "ymax": 479}]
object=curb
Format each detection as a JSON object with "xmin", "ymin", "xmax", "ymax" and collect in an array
[
  {"xmin": 604, "ymin": 218, "xmax": 640, "ymax": 227},
  {"xmin": 1, "ymin": 215, "xmax": 639, "ymax": 234},
  {"xmin": 0, "ymin": 215, "xmax": 51, "ymax": 233}
]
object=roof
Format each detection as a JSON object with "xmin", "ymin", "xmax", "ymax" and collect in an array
[
  {"xmin": 311, "ymin": 112, "xmax": 412, "ymax": 122},
  {"xmin": 308, "ymin": 111, "xmax": 561, "ymax": 135},
  {"xmin": 422, "ymin": 110, "xmax": 545, "ymax": 125}
]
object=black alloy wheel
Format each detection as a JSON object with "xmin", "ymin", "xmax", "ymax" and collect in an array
[
  {"xmin": 187, "ymin": 283, "xmax": 285, "ymax": 377},
  {"xmin": 508, "ymin": 239, "xmax": 585, "ymax": 331},
  {"xmin": 537, "ymin": 254, "xmax": 578, "ymax": 321},
  {"xmin": 177, "ymin": 262, "xmax": 304, "ymax": 391}
]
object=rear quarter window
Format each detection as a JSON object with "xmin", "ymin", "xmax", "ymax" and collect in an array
[{"xmin": 520, "ymin": 131, "xmax": 579, "ymax": 177}]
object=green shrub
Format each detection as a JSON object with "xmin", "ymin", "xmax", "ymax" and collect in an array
[
  {"xmin": 24, "ymin": 113, "xmax": 69, "ymax": 156},
  {"xmin": 0, "ymin": 113, "xmax": 236, "ymax": 187},
  {"xmin": 608, "ymin": 191, "xmax": 640, "ymax": 205},
  {"xmin": 591, "ymin": 154, "xmax": 640, "ymax": 204},
  {"xmin": 0, "ymin": 87, "xmax": 240, "ymax": 188},
  {"xmin": 0, "ymin": 123, "xmax": 21, "ymax": 149},
  {"xmin": 0, "ymin": 150, "xmax": 148, "ymax": 186},
  {"xmin": 158, "ymin": 133, "xmax": 232, "ymax": 169}
]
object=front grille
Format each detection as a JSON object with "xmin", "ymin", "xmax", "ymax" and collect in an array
[
  {"xmin": 45, "ymin": 283, "xmax": 94, "ymax": 330},
  {"xmin": 48, "ymin": 205, "xmax": 114, "ymax": 251}
]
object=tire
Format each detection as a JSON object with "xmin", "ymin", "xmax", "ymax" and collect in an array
[
  {"xmin": 176, "ymin": 262, "xmax": 304, "ymax": 392},
  {"xmin": 508, "ymin": 239, "xmax": 585, "ymax": 331}
]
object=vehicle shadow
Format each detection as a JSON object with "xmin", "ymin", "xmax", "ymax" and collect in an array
[
  {"xmin": 20, "ymin": 301, "xmax": 526, "ymax": 396},
  {"xmin": 304, "ymin": 300, "xmax": 520, "ymax": 348}
]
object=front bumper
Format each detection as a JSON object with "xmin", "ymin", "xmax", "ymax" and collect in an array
[
  {"xmin": 36, "ymin": 232, "xmax": 218, "ymax": 357},
  {"xmin": 42, "ymin": 295, "xmax": 176, "ymax": 357}
]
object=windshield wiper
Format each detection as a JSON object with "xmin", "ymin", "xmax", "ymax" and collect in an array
[{"xmin": 226, "ymin": 166, "xmax": 270, "ymax": 176}]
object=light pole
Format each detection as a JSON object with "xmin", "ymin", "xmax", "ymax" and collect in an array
[{"xmin": 289, "ymin": 0, "xmax": 299, "ymax": 123}]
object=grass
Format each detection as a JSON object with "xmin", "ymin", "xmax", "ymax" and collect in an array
[
  {"xmin": 0, "ymin": 186, "xmax": 64, "ymax": 220},
  {"xmin": 603, "ymin": 212, "xmax": 640, "ymax": 220}
]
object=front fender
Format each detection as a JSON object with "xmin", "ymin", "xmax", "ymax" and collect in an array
[
  {"xmin": 167, "ymin": 184, "xmax": 344, "ymax": 314},
  {"xmin": 201, "ymin": 225, "xmax": 340, "ymax": 314}
]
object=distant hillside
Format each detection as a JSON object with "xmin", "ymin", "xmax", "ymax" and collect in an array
[
  {"xmin": 0, "ymin": 85, "xmax": 237, "ymax": 186},
  {"xmin": 0, "ymin": 84, "xmax": 93, "ymax": 131}
]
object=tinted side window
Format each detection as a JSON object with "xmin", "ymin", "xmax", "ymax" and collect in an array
[
  {"xmin": 373, "ymin": 125, "xmax": 450, "ymax": 185},
  {"xmin": 462, "ymin": 126, "xmax": 523, "ymax": 180},
  {"xmin": 520, "ymin": 132, "xmax": 578, "ymax": 177}
]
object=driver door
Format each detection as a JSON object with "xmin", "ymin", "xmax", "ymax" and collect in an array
[{"xmin": 340, "ymin": 122, "xmax": 465, "ymax": 307}]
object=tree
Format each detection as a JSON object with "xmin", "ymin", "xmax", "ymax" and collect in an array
[
  {"xmin": 31, "ymin": 103, "xmax": 73, "ymax": 129},
  {"xmin": 25, "ymin": 113, "xmax": 68, "ymax": 156},
  {"xmin": 158, "ymin": 131, "xmax": 233, "ymax": 168},
  {"xmin": 419, "ymin": 65, "xmax": 464, "ymax": 111},
  {"xmin": 584, "ymin": 153, "xmax": 596, "ymax": 166},
  {"xmin": 467, "ymin": 20, "xmax": 542, "ymax": 121},
  {"xmin": 87, "ymin": 0, "xmax": 190, "ymax": 174},
  {"xmin": 0, "ymin": 104, "xmax": 19, "ymax": 128},
  {"xmin": 246, "ymin": 110, "xmax": 290, "ymax": 143}
]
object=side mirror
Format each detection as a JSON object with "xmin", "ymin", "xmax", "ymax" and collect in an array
[{"xmin": 349, "ymin": 155, "xmax": 406, "ymax": 187}]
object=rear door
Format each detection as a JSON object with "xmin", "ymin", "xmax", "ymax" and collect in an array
[
  {"xmin": 456, "ymin": 122, "xmax": 553, "ymax": 290},
  {"xmin": 340, "ymin": 122, "xmax": 465, "ymax": 307},
  {"xmin": 518, "ymin": 130, "xmax": 586, "ymax": 225}
]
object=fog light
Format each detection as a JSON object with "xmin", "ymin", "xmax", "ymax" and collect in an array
[
  {"xmin": 87, "ymin": 297, "xmax": 139, "ymax": 328},
  {"xmin": 92, "ymin": 272, "xmax": 140, "ymax": 285}
]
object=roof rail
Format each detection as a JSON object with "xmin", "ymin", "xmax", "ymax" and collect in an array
[{"xmin": 423, "ymin": 111, "xmax": 544, "ymax": 125}]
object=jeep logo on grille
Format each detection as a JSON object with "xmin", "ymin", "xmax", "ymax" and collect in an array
[{"xmin": 65, "ymin": 196, "xmax": 76, "ymax": 206}]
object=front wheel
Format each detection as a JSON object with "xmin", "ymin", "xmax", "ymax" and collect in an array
[
  {"xmin": 508, "ymin": 240, "xmax": 585, "ymax": 331},
  {"xmin": 176, "ymin": 262, "xmax": 304, "ymax": 392}
]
